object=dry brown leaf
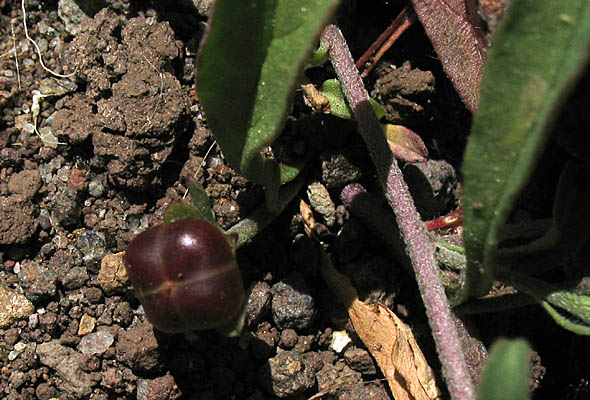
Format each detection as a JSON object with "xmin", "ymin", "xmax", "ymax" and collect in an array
[
  {"xmin": 320, "ymin": 250, "xmax": 441, "ymax": 400},
  {"xmin": 301, "ymin": 79, "xmax": 331, "ymax": 114},
  {"xmin": 383, "ymin": 124, "xmax": 429, "ymax": 163},
  {"xmin": 299, "ymin": 199, "xmax": 316, "ymax": 237}
]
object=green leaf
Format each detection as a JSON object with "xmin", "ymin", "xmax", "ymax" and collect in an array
[
  {"xmin": 306, "ymin": 42, "xmax": 329, "ymax": 68},
  {"xmin": 164, "ymin": 199, "xmax": 203, "ymax": 224},
  {"xmin": 498, "ymin": 162, "xmax": 590, "ymax": 274},
  {"xmin": 187, "ymin": 180, "xmax": 217, "ymax": 226},
  {"xmin": 477, "ymin": 338, "xmax": 531, "ymax": 400},
  {"xmin": 197, "ymin": 0, "xmax": 340, "ymax": 191},
  {"xmin": 498, "ymin": 269, "xmax": 590, "ymax": 335},
  {"xmin": 320, "ymin": 79, "xmax": 385, "ymax": 120},
  {"xmin": 461, "ymin": 0, "xmax": 590, "ymax": 299}
]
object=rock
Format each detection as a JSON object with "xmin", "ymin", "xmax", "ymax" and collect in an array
[
  {"xmin": 343, "ymin": 348, "xmax": 377, "ymax": 375},
  {"xmin": 271, "ymin": 273, "xmax": 316, "ymax": 330},
  {"xmin": 76, "ymin": 230, "xmax": 107, "ymax": 272},
  {"xmin": 61, "ymin": 266, "xmax": 89, "ymax": 289},
  {"xmin": 116, "ymin": 322, "xmax": 162, "ymax": 374},
  {"xmin": 190, "ymin": 0, "xmax": 214, "ymax": 17},
  {"xmin": 320, "ymin": 150, "xmax": 363, "ymax": 189},
  {"xmin": 136, "ymin": 374, "xmax": 181, "ymax": 400},
  {"xmin": 0, "ymin": 195, "xmax": 38, "ymax": 244},
  {"xmin": 97, "ymin": 252, "xmax": 128, "ymax": 293},
  {"xmin": 272, "ymin": 272, "xmax": 316, "ymax": 329},
  {"xmin": 279, "ymin": 329, "xmax": 298, "ymax": 349},
  {"xmin": 78, "ymin": 313, "xmax": 96, "ymax": 335},
  {"xmin": 58, "ymin": 0, "xmax": 93, "ymax": 36},
  {"xmin": 36, "ymin": 340, "xmax": 94, "ymax": 397},
  {"xmin": 39, "ymin": 310, "xmax": 58, "ymax": 333},
  {"xmin": 35, "ymin": 382, "xmax": 57, "ymax": 400},
  {"xmin": 17, "ymin": 261, "xmax": 58, "ymax": 303},
  {"xmin": 371, "ymin": 61, "xmax": 435, "ymax": 125},
  {"xmin": 0, "ymin": 286, "xmax": 35, "ymax": 328},
  {"xmin": 7, "ymin": 169, "xmax": 42, "ymax": 199},
  {"xmin": 50, "ymin": 186, "xmax": 82, "ymax": 227},
  {"xmin": 403, "ymin": 159, "xmax": 458, "ymax": 220},
  {"xmin": 307, "ymin": 182, "xmax": 336, "ymax": 226},
  {"xmin": 259, "ymin": 351, "xmax": 315, "ymax": 398},
  {"xmin": 77, "ymin": 331, "xmax": 115, "ymax": 355},
  {"xmin": 245, "ymin": 281, "xmax": 272, "ymax": 327},
  {"xmin": 81, "ymin": 287, "xmax": 103, "ymax": 303}
]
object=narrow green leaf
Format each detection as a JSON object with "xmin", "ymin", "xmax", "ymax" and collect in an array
[
  {"xmin": 540, "ymin": 301, "xmax": 590, "ymax": 336},
  {"xmin": 477, "ymin": 338, "xmax": 531, "ymax": 400},
  {"xmin": 197, "ymin": 0, "xmax": 340, "ymax": 190},
  {"xmin": 187, "ymin": 181, "xmax": 217, "ymax": 225},
  {"xmin": 498, "ymin": 162, "xmax": 590, "ymax": 274},
  {"xmin": 462, "ymin": 0, "xmax": 590, "ymax": 298},
  {"xmin": 164, "ymin": 199, "xmax": 203, "ymax": 224},
  {"xmin": 498, "ymin": 269, "xmax": 590, "ymax": 335}
]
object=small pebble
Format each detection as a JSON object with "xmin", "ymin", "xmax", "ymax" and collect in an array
[
  {"xmin": 77, "ymin": 331, "xmax": 114, "ymax": 355},
  {"xmin": 18, "ymin": 262, "xmax": 57, "ymax": 303},
  {"xmin": 279, "ymin": 329, "xmax": 298, "ymax": 349},
  {"xmin": 78, "ymin": 313, "xmax": 96, "ymax": 336},
  {"xmin": 271, "ymin": 273, "xmax": 316, "ymax": 330},
  {"xmin": 344, "ymin": 347, "xmax": 377, "ymax": 375},
  {"xmin": 97, "ymin": 252, "xmax": 128, "ymax": 293},
  {"xmin": 259, "ymin": 351, "xmax": 315, "ymax": 398},
  {"xmin": 330, "ymin": 330, "xmax": 352, "ymax": 353},
  {"xmin": 245, "ymin": 281, "xmax": 272, "ymax": 327},
  {"xmin": 0, "ymin": 285, "xmax": 35, "ymax": 328},
  {"xmin": 136, "ymin": 374, "xmax": 181, "ymax": 400},
  {"xmin": 307, "ymin": 182, "xmax": 336, "ymax": 226}
]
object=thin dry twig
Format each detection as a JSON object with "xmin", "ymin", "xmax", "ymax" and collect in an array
[
  {"xmin": 356, "ymin": 6, "xmax": 416, "ymax": 78},
  {"xmin": 11, "ymin": 21, "xmax": 21, "ymax": 90},
  {"xmin": 21, "ymin": 0, "xmax": 75, "ymax": 79}
]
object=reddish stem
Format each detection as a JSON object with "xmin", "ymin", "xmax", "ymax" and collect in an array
[
  {"xmin": 321, "ymin": 24, "xmax": 474, "ymax": 400},
  {"xmin": 425, "ymin": 208, "xmax": 464, "ymax": 231},
  {"xmin": 356, "ymin": 5, "xmax": 416, "ymax": 78}
]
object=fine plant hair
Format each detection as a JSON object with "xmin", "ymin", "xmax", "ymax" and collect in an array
[{"xmin": 321, "ymin": 24, "xmax": 475, "ymax": 400}]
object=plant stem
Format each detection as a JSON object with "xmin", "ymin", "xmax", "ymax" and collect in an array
[
  {"xmin": 228, "ymin": 174, "xmax": 304, "ymax": 248},
  {"xmin": 321, "ymin": 25, "xmax": 475, "ymax": 400}
]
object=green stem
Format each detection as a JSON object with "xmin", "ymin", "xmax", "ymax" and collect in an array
[{"xmin": 228, "ymin": 174, "xmax": 304, "ymax": 248}]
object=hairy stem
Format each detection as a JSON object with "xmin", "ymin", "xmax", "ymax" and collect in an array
[
  {"xmin": 321, "ymin": 25, "xmax": 474, "ymax": 400},
  {"xmin": 228, "ymin": 174, "xmax": 304, "ymax": 248}
]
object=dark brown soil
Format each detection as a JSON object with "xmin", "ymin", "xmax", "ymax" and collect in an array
[{"xmin": 0, "ymin": 1, "xmax": 588, "ymax": 399}]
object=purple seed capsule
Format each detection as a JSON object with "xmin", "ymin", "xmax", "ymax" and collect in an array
[{"xmin": 124, "ymin": 219, "xmax": 244, "ymax": 333}]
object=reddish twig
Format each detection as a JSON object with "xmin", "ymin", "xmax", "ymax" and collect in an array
[
  {"xmin": 356, "ymin": 5, "xmax": 416, "ymax": 78},
  {"xmin": 321, "ymin": 24, "xmax": 474, "ymax": 400},
  {"xmin": 425, "ymin": 208, "xmax": 464, "ymax": 231}
]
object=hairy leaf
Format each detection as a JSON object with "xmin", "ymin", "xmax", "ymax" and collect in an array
[
  {"xmin": 197, "ymin": 0, "xmax": 340, "ymax": 190},
  {"xmin": 477, "ymin": 338, "xmax": 531, "ymax": 400},
  {"xmin": 187, "ymin": 180, "xmax": 217, "ymax": 226},
  {"xmin": 462, "ymin": 0, "xmax": 590, "ymax": 298},
  {"xmin": 410, "ymin": 0, "xmax": 485, "ymax": 112},
  {"xmin": 164, "ymin": 199, "xmax": 203, "ymax": 224},
  {"xmin": 498, "ymin": 162, "xmax": 590, "ymax": 274}
]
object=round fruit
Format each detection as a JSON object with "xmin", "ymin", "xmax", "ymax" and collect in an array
[{"xmin": 124, "ymin": 219, "xmax": 244, "ymax": 333}]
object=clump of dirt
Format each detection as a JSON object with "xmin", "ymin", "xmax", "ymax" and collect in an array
[{"xmin": 53, "ymin": 8, "xmax": 189, "ymax": 190}]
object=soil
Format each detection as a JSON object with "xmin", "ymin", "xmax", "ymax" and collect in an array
[{"xmin": 0, "ymin": 1, "xmax": 588, "ymax": 399}]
